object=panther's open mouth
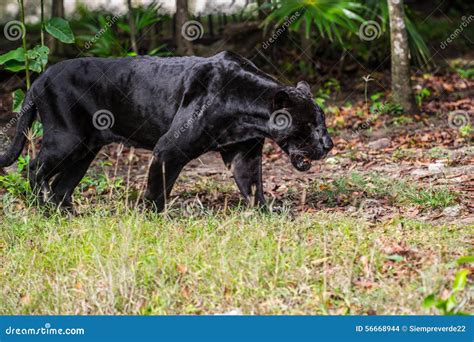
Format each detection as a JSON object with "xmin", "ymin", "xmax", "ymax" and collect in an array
[{"xmin": 290, "ymin": 152, "xmax": 312, "ymax": 172}]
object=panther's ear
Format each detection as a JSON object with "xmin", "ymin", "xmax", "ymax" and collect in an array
[
  {"xmin": 296, "ymin": 81, "xmax": 312, "ymax": 98},
  {"xmin": 273, "ymin": 88, "xmax": 293, "ymax": 109}
]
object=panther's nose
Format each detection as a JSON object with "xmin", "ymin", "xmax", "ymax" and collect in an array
[{"xmin": 323, "ymin": 135, "xmax": 334, "ymax": 151}]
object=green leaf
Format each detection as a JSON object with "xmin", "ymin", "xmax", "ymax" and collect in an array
[
  {"xmin": 434, "ymin": 298, "xmax": 447, "ymax": 310},
  {"xmin": 445, "ymin": 294, "xmax": 456, "ymax": 313},
  {"xmin": 386, "ymin": 254, "xmax": 404, "ymax": 262},
  {"xmin": 117, "ymin": 22, "xmax": 130, "ymax": 33},
  {"xmin": 457, "ymin": 255, "xmax": 474, "ymax": 265},
  {"xmin": 3, "ymin": 46, "xmax": 49, "ymax": 73},
  {"xmin": 28, "ymin": 45, "xmax": 50, "ymax": 72},
  {"xmin": 16, "ymin": 154, "xmax": 30, "ymax": 173},
  {"xmin": 4, "ymin": 59, "xmax": 27, "ymax": 72},
  {"xmin": 0, "ymin": 47, "xmax": 25, "ymax": 65},
  {"xmin": 422, "ymin": 294, "xmax": 436, "ymax": 308},
  {"xmin": 12, "ymin": 89, "xmax": 25, "ymax": 113},
  {"xmin": 452, "ymin": 269, "xmax": 469, "ymax": 292},
  {"xmin": 31, "ymin": 121, "xmax": 43, "ymax": 139},
  {"xmin": 45, "ymin": 17, "xmax": 75, "ymax": 43}
]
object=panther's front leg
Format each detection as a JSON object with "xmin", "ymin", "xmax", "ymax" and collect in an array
[
  {"xmin": 220, "ymin": 138, "xmax": 265, "ymax": 207},
  {"xmin": 145, "ymin": 135, "xmax": 192, "ymax": 212},
  {"xmin": 145, "ymin": 155, "xmax": 183, "ymax": 212}
]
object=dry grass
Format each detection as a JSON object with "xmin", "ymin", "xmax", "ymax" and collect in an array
[{"xmin": 0, "ymin": 200, "xmax": 471, "ymax": 315}]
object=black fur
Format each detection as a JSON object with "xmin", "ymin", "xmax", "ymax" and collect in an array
[{"xmin": 0, "ymin": 51, "xmax": 333, "ymax": 211}]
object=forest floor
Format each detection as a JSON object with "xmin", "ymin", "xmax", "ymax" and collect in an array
[{"xmin": 0, "ymin": 66, "xmax": 472, "ymax": 315}]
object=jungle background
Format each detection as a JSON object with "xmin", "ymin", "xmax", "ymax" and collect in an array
[{"xmin": 0, "ymin": 0, "xmax": 472, "ymax": 315}]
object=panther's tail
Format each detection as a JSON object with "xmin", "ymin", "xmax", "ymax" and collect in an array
[{"xmin": 0, "ymin": 91, "xmax": 36, "ymax": 167}]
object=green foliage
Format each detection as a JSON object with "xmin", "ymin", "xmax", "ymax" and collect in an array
[
  {"xmin": 148, "ymin": 44, "xmax": 173, "ymax": 57},
  {"xmin": 79, "ymin": 163, "xmax": 124, "ymax": 196},
  {"xmin": 0, "ymin": 155, "xmax": 31, "ymax": 197},
  {"xmin": 458, "ymin": 125, "xmax": 472, "ymax": 138},
  {"xmin": 404, "ymin": 14, "xmax": 432, "ymax": 68},
  {"xmin": 362, "ymin": 0, "xmax": 431, "ymax": 67},
  {"xmin": 310, "ymin": 172, "xmax": 390, "ymax": 206},
  {"xmin": 12, "ymin": 89, "xmax": 25, "ymax": 113},
  {"xmin": 369, "ymin": 93, "xmax": 404, "ymax": 116},
  {"xmin": 79, "ymin": 173, "xmax": 123, "ymax": 196},
  {"xmin": 457, "ymin": 255, "xmax": 474, "ymax": 265},
  {"xmin": 0, "ymin": 47, "xmax": 24, "ymax": 65},
  {"xmin": 45, "ymin": 17, "xmax": 75, "ymax": 43},
  {"xmin": 399, "ymin": 184, "xmax": 458, "ymax": 209},
  {"xmin": 27, "ymin": 45, "xmax": 50, "ymax": 72},
  {"xmin": 0, "ymin": 2, "xmax": 74, "ymax": 151},
  {"xmin": 314, "ymin": 78, "xmax": 340, "ymax": 108},
  {"xmin": 118, "ymin": 2, "xmax": 162, "ymax": 33},
  {"xmin": 423, "ymin": 256, "xmax": 472, "ymax": 315},
  {"xmin": 0, "ymin": 20, "xmax": 73, "ymax": 73},
  {"xmin": 310, "ymin": 172, "xmax": 458, "ymax": 209},
  {"xmin": 0, "ymin": 46, "xmax": 50, "ymax": 73},
  {"xmin": 77, "ymin": 2, "xmax": 170, "ymax": 57},
  {"xmin": 455, "ymin": 67, "xmax": 474, "ymax": 80},
  {"xmin": 31, "ymin": 121, "xmax": 44, "ymax": 139},
  {"xmin": 298, "ymin": 60, "xmax": 316, "ymax": 78},
  {"xmin": 415, "ymin": 87, "xmax": 431, "ymax": 106},
  {"xmin": 265, "ymin": 0, "xmax": 364, "ymax": 44},
  {"xmin": 264, "ymin": 0, "xmax": 430, "ymax": 67},
  {"xmin": 79, "ymin": 14, "xmax": 125, "ymax": 57}
]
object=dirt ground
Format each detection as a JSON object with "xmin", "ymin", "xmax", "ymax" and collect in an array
[{"xmin": 0, "ymin": 68, "xmax": 473, "ymax": 226}]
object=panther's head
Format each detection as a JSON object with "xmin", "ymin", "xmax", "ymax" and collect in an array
[{"xmin": 268, "ymin": 81, "xmax": 334, "ymax": 171}]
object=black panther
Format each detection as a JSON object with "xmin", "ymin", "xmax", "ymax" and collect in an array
[{"xmin": 0, "ymin": 51, "xmax": 333, "ymax": 212}]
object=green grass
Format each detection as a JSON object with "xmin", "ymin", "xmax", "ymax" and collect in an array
[
  {"xmin": 0, "ymin": 168, "xmax": 468, "ymax": 315},
  {"xmin": 309, "ymin": 172, "xmax": 459, "ymax": 209},
  {"xmin": 0, "ymin": 202, "xmax": 471, "ymax": 315},
  {"xmin": 401, "ymin": 186, "xmax": 458, "ymax": 209}
]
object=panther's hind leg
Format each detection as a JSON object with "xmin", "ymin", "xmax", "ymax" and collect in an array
[
  {"xmin": 28, "ymin": 131, "xmax": 87, "ymax": 206},
  {"xmin": 50, "ymin": 147, "xmax": 101, "ymax": 210}
]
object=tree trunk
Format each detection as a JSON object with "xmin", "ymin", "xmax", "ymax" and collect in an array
[
  {"xmin": 256, "ymin": 0, "xmax": 270, "ymax": 20},
  {"xmin": 387, "ymin": 0, "xmax": 416, "ymax": 113},
  {"xmin": 52, "ymin": 0, "xmax": 64, "ymax": 21},
  {"xmin": 50, "ymin": 0, "xmax": 64, "ymax": 55},
  {"xmin": 127, "ymin": 0, "xmax": 138, "ymax": 54},
  {"xmin": 208, "ymin": 14, "xmax": 214, "ymax": 37},
  {"xmin": 300, "ymin": 26, "xmax": 312, "ymax": 66},
  {"xmin": 149, "ymin": 21, "xmax": 160, "ymax": 51},
  {"xmin": 175, "ymin": 0, "xmax": 194, "ymax": 55}
]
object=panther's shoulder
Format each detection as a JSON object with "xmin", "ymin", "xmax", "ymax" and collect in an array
[{"xmin": 211, "ymin": 51, "xmax": 278, "ymax": 83}]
